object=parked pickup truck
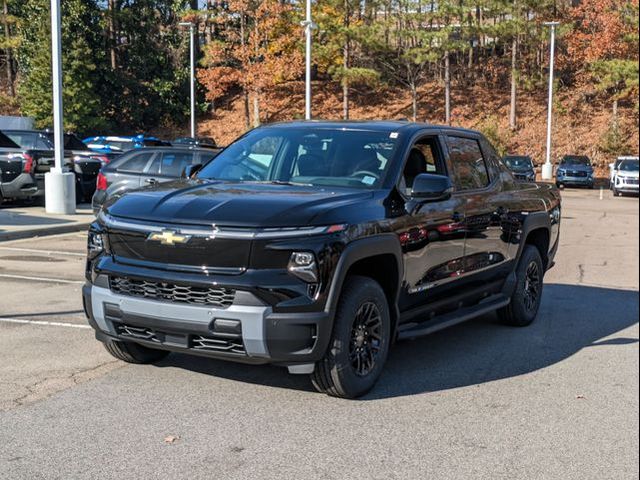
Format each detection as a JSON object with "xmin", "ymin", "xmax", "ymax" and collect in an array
[
  {"xmin": 2, "ymin": 130, "xmax": 104, "ymax": 203},
  {"xmin": 0, "ymin": 131, "xmax": 39, "ymax": 204},
  {"xmin": 83, "ymin": 121, "xmax": 561, "ymax": 398}
]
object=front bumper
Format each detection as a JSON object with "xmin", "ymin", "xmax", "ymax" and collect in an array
[
  {"xmin": 556, "ymin": 174, "xmax": 593, "ymax": 186},
  {"xmin": 614, "ymin": 178, "xmax": 639, "ymax": 193},
  {"xmin": 0, "ymin": 173, "xmax": 39, "ymax": 199},
  {"xmin": 83, "ymin": 280, "xmax": 332, "ymax": 366}
]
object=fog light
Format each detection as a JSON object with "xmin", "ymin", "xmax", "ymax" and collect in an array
[
  {"xmin": 87, "ymin": 231, "xmax": 104, "ymax": 258},
  {"xmin": 288, "ymin": 252, "xmax": 318, "ymax": 283}
]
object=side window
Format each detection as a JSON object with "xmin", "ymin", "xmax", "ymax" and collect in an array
[
  {"xmin": 447, "ymin": 136, "xmax": 490, "ymax": 191},
  {"xmin": 159, "ymin": 152, "xmax": 196, "ymax": 177},
  {"xmin": 481, "ymin": 138, "xmax": 516, "ymax": 189},
  {"xmin": 401, "ymin": 136, "xmax": 445, "ymax": 193},
  {"xmin": 115, "ymin": 152, "xmax": 154, "ymax": 174}
]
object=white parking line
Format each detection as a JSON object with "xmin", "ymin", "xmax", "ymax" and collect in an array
[
  {"xmin": 0, "ymin": 246, "xmax": 85, "ymax": 257},
  {"xmin": 0, "ymin": 318, "xmax": 91, "ymax": 329},
  {"xmin": 0, "ymin": 273, "xmax": 84, "ymax": 285}
]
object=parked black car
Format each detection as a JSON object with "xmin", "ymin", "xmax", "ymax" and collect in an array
[
  {"xmin": 92, "ymin": 146, "xmax": 221, "ymax": 213},
  {"xmin": 503, "ymin": 155, "xmax": 536, "ymax": 182},
  {"xmin": 556, "ymin": 155, "xmax": 595, "ymax": 189},
  {"xmin": 84, "ymin": 121, "xmax": 561, "ymax": 398},
  {"xmin": 0, "ymin": 131, "xmax": 38, "ymax": 204},
  {"xmin": 2, "ymin": 130, "xmax": 104, "ymax": 202}
]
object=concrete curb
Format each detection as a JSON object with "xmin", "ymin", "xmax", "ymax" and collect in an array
[{"xmin": 0, "ymin": 221, "xmax": 91, "ymax": 242}]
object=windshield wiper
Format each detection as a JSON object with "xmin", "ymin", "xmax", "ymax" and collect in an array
[{"xmin": 264, "ymin": 180, "xmax": 313, "ymax": 187}]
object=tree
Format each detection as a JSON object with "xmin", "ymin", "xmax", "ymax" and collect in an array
[
  {"xmin": 198, "ymin": 0, "xmax": 303, "ymax": 128},
  {"xmin": 18, "ymin": 0, "xmax": 108, "ymax": 132},
  {"xmin": 0, "ymin": 0, "xmax": 19, "ymax": 96}
]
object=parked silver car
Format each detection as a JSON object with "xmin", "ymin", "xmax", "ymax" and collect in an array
[{"xmin": 92, "ymin": 146, "xmax": 220, "ymax": 213}]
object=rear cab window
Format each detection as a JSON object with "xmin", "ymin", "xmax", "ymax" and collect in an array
[{"xmin": 446, "ymin": 136, "xmax": 491, "ymax": 191}]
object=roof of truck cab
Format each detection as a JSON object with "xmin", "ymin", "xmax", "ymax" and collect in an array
[{"xmin": 261, "ymin": 120, "xmax": 480, "ymax": 135}]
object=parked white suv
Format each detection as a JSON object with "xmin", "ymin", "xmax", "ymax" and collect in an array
[{"xmin": 611, "ymin": 157, "xmax": 639, "ymax": 196}]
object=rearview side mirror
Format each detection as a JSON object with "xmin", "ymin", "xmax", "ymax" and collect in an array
[
  {"xmin": 411, "ymin": 173, "xmax": 454, "ymax": 202},
  {"xmin": 182, "ymin": 163, "xmax": 203, "ymax": 179}
]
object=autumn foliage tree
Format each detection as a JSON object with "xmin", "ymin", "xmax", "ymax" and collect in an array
[{"xmin": 198, "ymin": 0, "xmax": 303, "ymax": 128}]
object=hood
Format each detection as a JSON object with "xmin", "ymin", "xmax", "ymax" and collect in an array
[{"xmin": 105, "ymin": 179, "xmax": 375, "ymax": 228}]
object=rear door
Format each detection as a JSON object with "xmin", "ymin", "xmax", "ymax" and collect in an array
[
  {"xmin": 446, "ymin": 134, "xmax": 512, "ymax": 285},
  {"xmin": 157, "ymin": 151, "xmax": 198, "ymax": 179}
]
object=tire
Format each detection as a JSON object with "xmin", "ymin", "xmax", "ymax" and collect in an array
[
  {"xmin": 103, "ymin": 339, "xmax": 169, "ymax": 364},
  {"xmin": 498, "ymin": 245, "xmax": 544, "ymax": 327},
  {"xmin": 311, "ymin": 276, "xmax": 391, "ymax": 399}
]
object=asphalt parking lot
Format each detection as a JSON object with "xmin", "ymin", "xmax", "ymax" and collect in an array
[{"xmin": 0, "ymin": 189, "xmax": 638, "ymax": 480}]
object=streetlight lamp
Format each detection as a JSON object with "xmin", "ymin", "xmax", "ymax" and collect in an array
[
  {"xmin": 179, "ymin": 22, "xmax": 196, "ymax": 138},
  {"xmin": 300, "ymin": 0, "xmax": 316, "ymax": 120},
  {"xmin": 542, "ymin": 21, "xmax": 560, "ymax": 181},
  {"xmin": 45, "ymin": 0, "xmax": 75, "ymax": 214}
]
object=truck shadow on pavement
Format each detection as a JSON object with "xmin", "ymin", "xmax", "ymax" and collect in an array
[{"xmin": 157, "ymin": 284, "xmax": 639, "ymax": 399}]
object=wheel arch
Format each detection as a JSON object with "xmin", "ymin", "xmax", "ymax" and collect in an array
[
  {"xmin": 326, "ymin": 234, "xmax": 403, "ymax": 336},
  {"xmin": 517, "ymin": 212, "xmax": 552, "ymax": 270}
]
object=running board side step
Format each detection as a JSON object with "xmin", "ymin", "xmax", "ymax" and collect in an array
[{"xmin": 396, "ymin": 294, "xmax": 510, "ymax": 341}]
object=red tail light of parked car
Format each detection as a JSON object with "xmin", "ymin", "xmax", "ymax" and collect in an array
[
  {"xmin": 21, "ymin": 153, "xmax": 35, "ymax": 174},
  {"xmin": 96, "ymin": 172, "xmax": 108, "ymax": 191}
]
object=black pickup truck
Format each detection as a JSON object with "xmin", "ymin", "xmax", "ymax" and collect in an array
[
  {"xmin": 0, "ymin": 131, "xmax": 39, "ymax": 204},
  {"xmin": 83, "ymin": 121, "xmax": 561, "ymax": 398},
  {"xmin": 2, "ymin": 130, "xmax": 104, "ymax": 203}
]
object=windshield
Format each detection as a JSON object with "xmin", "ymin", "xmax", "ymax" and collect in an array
[
  {"xmin": 196, "ymin": 127, "xmax": 399, "ymax": 189},
  {"xmin": 0, "ymin": 131, "xmax": 20, "ymax": 148},
  {"xmin": 562, "ymin": 156, "xmax": 590, "ymax": 166},
  {"xmin": 5, "ymin": 131, "xmax": 44, "ymax": 149},
  {"xmin": 44, "ymin": 133, "xmax": 89, "ymax": 151},
  {"xmin": 619, "ymin": 160, "xmax": 639, "ymax": 172},
  {"xmin": 504, "ymin": 156, "xmax": 532, "ymax": 169}
]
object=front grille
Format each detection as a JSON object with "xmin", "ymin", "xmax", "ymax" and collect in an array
[
  {"xmin": 626, "ymin": 178, "xmax": 639, "ymax": 185},
  {"xmin": 192, "ymin": 335, "xmax": 246, "ymax": 355},
  {"xmin": 110, "ymin": 276, "xmax": 236, "ymax": 308},
  {"xmin": 567, "ymin": 170, "xmax": 588, "ymax": 177}
]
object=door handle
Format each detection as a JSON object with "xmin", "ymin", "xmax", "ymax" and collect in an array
[{"xmin": 145, "ymin": 178, "xmax": 159, "ymax": 185}]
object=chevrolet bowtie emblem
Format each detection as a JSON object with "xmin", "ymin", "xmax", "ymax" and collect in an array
[{"xmin": 147, "ymin": 230, "xmax": 191, "ymax": 246}]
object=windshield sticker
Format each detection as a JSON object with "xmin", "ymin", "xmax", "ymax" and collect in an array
[
  {"xmin": 389, "ymin": 132, "xmax": 399, "ymax": 139},
  {"xmin": 362, "ymin": 176, "xmax": 376, "ymax": 185}
]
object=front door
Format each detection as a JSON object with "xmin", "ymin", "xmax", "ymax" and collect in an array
[{"xmin": 396, "ymin": 134, "xmax": 467, "ymax": 313}]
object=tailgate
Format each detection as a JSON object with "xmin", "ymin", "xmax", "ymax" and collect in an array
[{"xmin": 0, "ymin": 155, "xmax": 24, "ymax": 183}]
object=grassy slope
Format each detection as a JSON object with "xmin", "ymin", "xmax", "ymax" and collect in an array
[{"xmin": 194, "ymin": 80, "xmax": 639, "ymax": 176}]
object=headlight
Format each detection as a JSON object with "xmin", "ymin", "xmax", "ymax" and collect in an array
[
  {"xmin": 87, "ymin": 230, "xmax": 105, "ymax": 259},
  {"xmin": 288, "ymin": 251, "xmax": 318, "ymax": 283},
  {"xmin": 557, "ymin": 169, "xmax": 565, "ymax": 176}
]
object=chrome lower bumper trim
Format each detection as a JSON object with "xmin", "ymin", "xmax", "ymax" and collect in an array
[{"xmin": 90, "ymin": 285, "xmax": 272, "ymax": 357}]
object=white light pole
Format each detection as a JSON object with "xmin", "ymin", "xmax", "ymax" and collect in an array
[
  {"xmin": 180, "ymin": 22, "xmax": 196, "ymax": 138},
  {"xmin": 45, "ymin": 0, "xmax": 75, "ymax": 214},
  {"xmin": 301, "ymin": 0, "xmax": 315, "ymax": 120},
  {"xmin": 542, "ymin": 21, "xmax": 560, "ymax": 181}
]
